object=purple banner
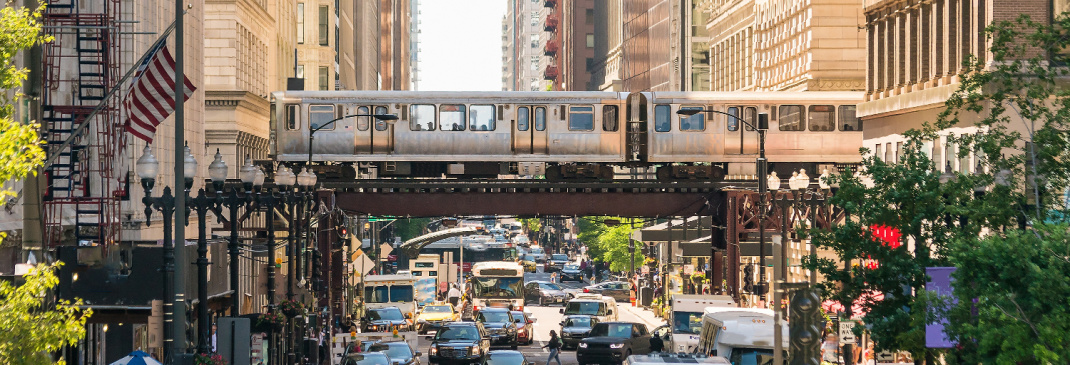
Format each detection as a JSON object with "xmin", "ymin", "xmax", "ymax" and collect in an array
[{"xmin": 926, "ymin": 267, "xmax": 957, "ymax": 348}]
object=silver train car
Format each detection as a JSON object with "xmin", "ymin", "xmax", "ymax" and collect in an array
[{"xmin": 271, "ymin": 90, "xmax": 864, "ymax": 180}]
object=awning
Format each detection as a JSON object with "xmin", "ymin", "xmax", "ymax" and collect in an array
[{"xmin": 399, "ymin": 227, "xmax": 482, "ymax": 257}]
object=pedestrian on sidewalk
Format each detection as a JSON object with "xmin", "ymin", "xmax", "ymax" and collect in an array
[{"xmin": 543, "ymin": 330, "xmax": 562, "ymax": 365}]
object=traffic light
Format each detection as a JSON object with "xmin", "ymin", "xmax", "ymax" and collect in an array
[
  {"xmin": 788, "ymin": 287, "xmax": 822, "ymax": 365},
  {"xmin": 743, "ymin": 264, "xmax": 755, "ymax": 293},
  {"xmin": 184, "ymin": 302, "xmax": 196, "ymax": 350}
]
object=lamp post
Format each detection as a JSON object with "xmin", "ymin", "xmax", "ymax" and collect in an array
[
  {"xmin": 678, "ymin": 109, "xmax": 770, "ymax": 300},
  {"xmin": 136, "ymin": 145, "xmax": 180, "ymax": 361},
  {"xmin": 307, "ymin": 113, "xmax": 398, "ymax": 165},
  {"xmin": 208, "ymin": 152, "xmax": 259, "ymax": 316}
]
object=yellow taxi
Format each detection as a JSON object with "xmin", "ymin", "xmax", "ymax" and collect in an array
[
  {"xmin": 416, "ymin": 302, "xmax": 459, "ymax": 334},
  {"xmin": 519, "ymin": 254, "xmax": 538, "ymax": 273}
]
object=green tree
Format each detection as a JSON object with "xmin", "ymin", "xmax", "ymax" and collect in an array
[
  {"xmin": 0, "ymin": 263, "xmax": 92, "ymax": 364},
  {"xmin": 577, "ymin": 217, "xmax": 644, "ymax": 272},
  {"xmin": 0, "ymin": 3, "xmax": 48, "ymax": 207},
  {"xmin": 393, "ymin": 218, "xmax": 431, "ymax": 242}
]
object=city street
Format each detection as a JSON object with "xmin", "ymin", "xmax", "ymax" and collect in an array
[{"xmin": 415, "ymin": 269, "xmax": 666, "ymax": 365}]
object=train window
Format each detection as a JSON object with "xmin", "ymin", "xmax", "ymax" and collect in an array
[
  {"xmin": 679, "ymin": 106, "xmax": 705, "ymax": 131},
  {"xmin": 535, "ymin": 107, "xmax": 546, "ymax": 131},
  {"xmin": 410, "ymin": 104, "xmax": 436, "ymax": 131},
  {"xmin": 569, "ymin": 105, "xmax": 594, "ymax": 131},
  {"xmin": 778, "ymin": 105, "xmax": 805, "ymax": 131},
  {"xmin": 603, "ymin": 105, "xmax": 619, "ymax": 132},
  {"xmin": 839, "ymin": 105, "xmax": 861, "ymax": 131},
  {"xmin": 744, "ymin": 107, "xmax": 757, "ymax": 131},
  {"xmin": 726, "ymin": 107, "xmax": 740, "ymax": 131},
  {"xmin": 309, "ymin": 105, "xmax": 337, "ymax": 131},
  {"xmin": 654, "ymin": 104, "xmax": 671, "ymax": 132},
  {"xmin": 439, "ymin": 104, "xmax": 466, "ymax": 131},
  {"xmin": 286, "ymin": 104, "xmax": 299, "ymax": 130},
  {"xmin": 374, "ymin": 106, "xmax": 389, "ymax": 131},
  {"xmin": 517, "ymin": 107, "xmax": 530, "ymax": 131},
  {"xmin": 356, "ymin": 106, "xmax": 370, "ymax": 131},
  {"xmin": 470, "ymin": 105, "xmax": 496, "ymax": 131},
  {"xmin": 808, "ymin": 105, "xmax": 835, "ymax": 132}
]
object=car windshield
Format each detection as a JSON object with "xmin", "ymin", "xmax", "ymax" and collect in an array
[
  {"xmin": 367, "ymin": 343, "xmax": 413, "ymax": 360},
  {"xmin": 368, "ymin": 308, "xmax": 404, "ymax": 321},
  {"xmin": 510, "ymin": 312, "xmax": 526, "ymax": 323},
  {"xmin": 343, "ymin": 353, "xmax": 390, "ymax": 365},
  {"xmin": 563, "ymin": 265, "xmax": 579, "ymax": 271},
  {"xmin": 478, "ymin": 311, "xmax": 512, "ymax": 323},
  {"xmin": 423, "ymin": 305, "xmax": 452, "ymax": 313},
  {"xmin": 472, "ymin": 277, "xmax": 523, "ymax": 299},
  {"xmin": 435, "ymin": 326, "xmax": 481, "ymax": 341},
  {"xmin": 673, "ymin": 311, "xmax": 704, "ymax": 334},
  {"xmin": 364, "ymin": 285, "xmax": 415, "ymax": 303},
  {"xmin": 538, "ymin": 282, "xmax": 562, "ymax": 291},
  {"xmin": 530, "ymin": 248, "xmax": 544, "ymax": 254},
  {"xmin": 565, "ymin": 317, "xmax": 592, "ymax": 327},
  {"xmin": 589, "ymin": 323, "xmax": 633, "ymax": 338},
  {"xmin": 551, "ymin": 254, "xmax": 568, "ymax": 261},
  {"xmin": 564, "ymin": 301, "xmax": 604, "ymax": 316},
  {"xmin": 729, "ymin": 348, "xmax": 776, "ymax": 365},
  {"xmin": 522, "ymin": 255, "xmax": 536, "ymax": 261},
  {"xmin": 484, "ymin": 352, "xmax": 525, "ymax": 365}
]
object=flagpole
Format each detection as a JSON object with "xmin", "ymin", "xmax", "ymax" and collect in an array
[
  {"xmin": 172, "ymin": 0, "xmax": 189, "ymax": 362},
  {"xmin": 38, "ymin": 20, "xmax": 177, "ymax": 170}
]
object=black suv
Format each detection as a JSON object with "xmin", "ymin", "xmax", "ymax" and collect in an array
[
  {"xmin": 546, "ymin": 254, "xmax": 570, "ymax": 272},
  {"xmin": 475, "ymin": 308, "xmax": 519, "ymax": 349},
  {"xmin": 576, "ymin": 322, "xmax": 652, "ymax": 365},
  {"xmin": 429, "ymin": 322, "xmax": 491, "ymax": 365},
  {"xmin": 363, "ymin": 307, "xmax": 413, "ymax": 333}
]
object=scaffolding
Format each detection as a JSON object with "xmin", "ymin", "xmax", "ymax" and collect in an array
[{"xmin": 41, "ymin": 0, "xmax": 125, "ymax": 249}]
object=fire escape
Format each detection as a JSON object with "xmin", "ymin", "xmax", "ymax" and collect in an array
[{"xmin": 41, "ymin": 0, "xmax": 125, "ymax": 248}]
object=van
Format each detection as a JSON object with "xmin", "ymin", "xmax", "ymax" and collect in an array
[{"xmin": 561, "ymin": 294, "xmax": 618, "ymax": 322}]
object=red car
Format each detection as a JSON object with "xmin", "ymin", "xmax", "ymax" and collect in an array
[{"xmin": 510, "ymin": 311, "xmax": 535, "ymax": 345}]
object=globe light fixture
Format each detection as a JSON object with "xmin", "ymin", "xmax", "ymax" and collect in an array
[
  {"xmin": 767, "ymin": 171, "xmax": 781, "ymax": 191},
  {"xmin": 136, "ymin": 145, "xmax": 160, "ymax": 191},
  {"xmin": 208, "ymin": 149, "xmax": 228, "ymax": 192}
]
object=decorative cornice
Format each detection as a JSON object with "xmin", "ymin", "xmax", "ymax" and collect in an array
[{"xmin": 204, "ymin": 90, "xmax": 270, "ymax": 115}]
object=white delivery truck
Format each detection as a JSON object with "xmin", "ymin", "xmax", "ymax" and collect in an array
[
  {"xmin": 654, "ymin": 295, "xmax": 735, "ymax": 353},
  {"xmin": 696, "ymin": 307, "xmax": 788, "ymax": 365},
  {"xmin": 362, "ymin": 273, "xmax": 418, "ymax": 316}
]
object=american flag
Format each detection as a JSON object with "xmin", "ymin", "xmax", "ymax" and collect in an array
[{"xmin": 125, "ymin": 42, "xmax": 196, "ymax": 143}]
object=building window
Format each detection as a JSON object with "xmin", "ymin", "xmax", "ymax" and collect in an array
[
  {"xmin": 531, "ymin": 11, "xmax": 539, "ymax": 26},
  {"xmin": 296, "ymin": 65, "xmax": 304, "ymax": 78},
  {"xmin": 531, "ymin": 34, "xmax": 540, "ymax": 48},
  {"xmin": 318, "ymin": 5, "xmax": 329, "ymax": 46},
  {"xmin": 585, "ymin": 8, "xmax": 594, "ymax": 23},
  {"xmin": 586, "ymin": 34, "xmax": 594, "ymax": 48},
  {"xmin": 586, "ymin": 58, "xmax": 594, "ymax": 70},
  {"xmin": 318, "ymin": 66, "xmax": 328, "ymax": 90},
  {"xmin": 297, "ymin": 3, "xmax": 305, "ymax": 44}
]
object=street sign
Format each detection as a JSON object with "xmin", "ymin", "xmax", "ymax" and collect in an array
[
  {"xmin": 380, "ymin": 243, "xmax": 394, "ymax": 258},
  {"xmin": 876, "ymin": 351, "xmax": 895, "ymax": 363},
  {"xmin": 355, "ymin": 254, "xmax": 374, "ymax": 276},
  {"xmin": 839, "ymin": 320, "xmax": 856, "ymax": 344}
]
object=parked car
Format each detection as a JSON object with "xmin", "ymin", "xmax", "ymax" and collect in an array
[
  {"xmin": 560, "ymin": 264, "xmax": 584, "ymax": 282},
  {"xmin": 524, "ymin": 281, "xmax": 568, "ymax": 306},
  {"xmin": 343, "ymin": 352, "xmax": 392, "ymax": 365},
  {"xmin": 363, "ymin": 307, "xmax": 414, "ymax": 333},
  {"xmin": 368, "ymin": 341, "xmax": 422, "ymax": 365},
  {"xmin": 417, "ymin": 303, "xmax": 460, "ymax": 334},
  {"xmin": 481, "ymin": 350, "xmax": 534, "ymax": 365},
  {"xmin": 559, "ymin": 315, "xmax": 598, "ymax": 350},
  {"xmin": 475, "ymin": 308, "xmax": 519, "ymax": 349},
  {"xmin": 583, "ymin": 281, "xmax": 632, "ymax": 302},
  {"xmin": 529, "ymin": 247, "xmax": 546, "ymax": 263},
  {"xmin": 546, "ymin": 254, "xmax": 570, "ymax": 272},
  {"xmin": 519, "ymin": 255, "xmax": 538, "ymax": 273},
  {"xmin": 576, "ymin": 322, "xmax": 652, "ymax": 365},
  {"xmin": 428, "ymin": 322, "xmax": 491, "ymax": 365},
  {"xmin": 510, "ymin": 311, "xmax": 535, "ymax": 345}
]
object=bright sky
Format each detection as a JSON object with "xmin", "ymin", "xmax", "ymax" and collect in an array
[{"xmin": 417, "ymin": 0, "xmax": 507, "ymax": 91}]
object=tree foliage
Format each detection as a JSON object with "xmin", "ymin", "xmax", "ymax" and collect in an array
[
  {"xmin": 0, "ymin": 263, "xmax": 92, "ymax": 364},
  {"xmin": 577, "ymin": 217, "xmax": 644, "ymax": 272},
  {"xmin": 0, "ymin": 2, "xmax": 48, "ymax": 207}
]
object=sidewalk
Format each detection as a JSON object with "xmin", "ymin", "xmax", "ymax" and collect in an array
[{"xmin": 619, "ymin": 303, "xmax": 666, "ymax": 328}]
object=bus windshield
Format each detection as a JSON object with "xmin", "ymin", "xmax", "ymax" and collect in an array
[
  {"xmin": 729, "ymin": 348, "xmax": 776, "ymax": 365},
  {"xmin": 472, "ymin": 277, "xmax": 523, "ymax": 298}
]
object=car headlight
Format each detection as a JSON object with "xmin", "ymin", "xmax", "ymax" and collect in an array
[
  {"xmin": 429, "ymin": 347, "xmax": 438, "ymax": 356},
  {"xmin": 578, "ymin": 343, "xmax": 587, "ymax": 349},
  {"xmin": 609, "ymin": 343, "xmax": 624, "ymax": 349},
  {"xmin": 469, "ymin": 347, "xmax": 479, "ymax": 356}
]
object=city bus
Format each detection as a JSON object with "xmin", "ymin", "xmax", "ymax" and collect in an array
[{"xmin": 469, "ymin": 261, "xmax": 526, "ymax": 312}]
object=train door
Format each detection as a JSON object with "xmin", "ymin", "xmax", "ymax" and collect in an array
[
  {"xmin": 513, "ymin": 106, "xmax": 548, "ymax": 154},
  {"xmin": 353, "ymin": 105, "xmax": 393, "ymax": 154},
  {"xmin": 725, "ymin": 106, "xmax": 759, "ymax": 155}
]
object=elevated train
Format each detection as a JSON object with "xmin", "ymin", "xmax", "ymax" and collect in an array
[{"xmin": 271, "ymin": 91, "xmax": 864, "ymax": 180}]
